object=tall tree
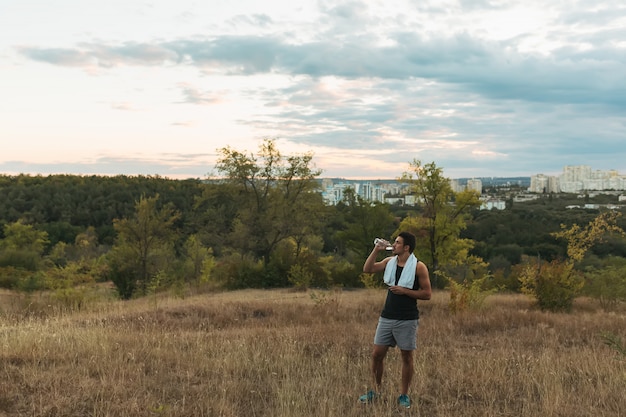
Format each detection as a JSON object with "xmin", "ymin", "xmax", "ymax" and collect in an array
[
  {"xmin": 107, "ymin": 194, "xmax": 180, "ymax": 298},
  {"xmin": 214, "ymin": 138, "xmax": 323, "ymax": 268},
  {"xmin": 399, "ymin": 160, "xmax": 481, "ymax": 287}
]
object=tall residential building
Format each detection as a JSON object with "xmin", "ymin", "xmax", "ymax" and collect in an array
[
  {"xmin": 449, "ymin": 178, "xmax": 482, "ymax": 194},
  {"xmin": 467, "ymin": 178, "xmax": 483, "ymax": 194},
  {"xmin": 449, "ymin": 179, "xmax": 463, "ymax": 193},
  {"xmin": 529, "ymin": 174, "xmax": 560, "ymax": 193},
  {"xmin": 558, "ymin": 165, "xmax": 626, "ymax": 192}
]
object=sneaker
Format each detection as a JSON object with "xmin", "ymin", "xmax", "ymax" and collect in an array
[
  {"xmin": 358, "ymin": 390, "xmax": 378, "ymax": 404},
  {"xmin": 397, "ymin": 394, "xmax": 411, "ymax": 408}
]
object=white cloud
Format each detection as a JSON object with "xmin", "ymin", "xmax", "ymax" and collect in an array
[{"xmin": 1, "ymin": 0, "xmax": 626, "ymax": 179}]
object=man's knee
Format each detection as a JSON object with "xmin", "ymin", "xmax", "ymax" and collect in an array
[
  {"xmin": 400, "ymin": 350, "xmax": 414, "ymax": 364},
  {"xmin": 372, "ymin": 345, "xmax": 388, "ymax": 362}
]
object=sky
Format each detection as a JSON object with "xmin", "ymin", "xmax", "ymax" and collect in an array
[{"xmin": 1, "ymin": 0, "xmax": 625, "ymax": 180}]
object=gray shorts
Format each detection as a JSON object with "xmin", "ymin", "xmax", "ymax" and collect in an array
[{"xmin": 374, "ymin": 317, "xmax": 419, "ymax": 350}]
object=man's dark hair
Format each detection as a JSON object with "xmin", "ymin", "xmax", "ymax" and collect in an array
[{"xmin": 397, "ymin": 231, "xmax": 416, "ymax": 253}]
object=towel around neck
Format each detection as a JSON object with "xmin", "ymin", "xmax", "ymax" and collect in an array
[{"xmin": 383, "ymin": 254, "xmax": 417, "ymax": 288}]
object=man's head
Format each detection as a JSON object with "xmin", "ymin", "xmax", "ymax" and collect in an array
[{"xmin": 396, "ymin": 231, "xmax": 416, "ymax": 253}]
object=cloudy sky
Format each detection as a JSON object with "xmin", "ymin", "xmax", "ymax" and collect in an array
[{"xmin": 1, "ymin": 0, "xmax": 625, "ymax": 180}]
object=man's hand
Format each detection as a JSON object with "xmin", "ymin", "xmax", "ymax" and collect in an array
[
  {"xmin": 374, "ymin": 239, "xmax": 390, "ymax": 251},
  {"xmin": 388, "ymin": 285, "xmax": 407, "ymax": 295}
]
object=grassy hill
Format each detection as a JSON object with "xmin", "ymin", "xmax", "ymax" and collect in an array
[{"xmin": 0, "ymin": 289, "xmax": 624, "ymax": 416}]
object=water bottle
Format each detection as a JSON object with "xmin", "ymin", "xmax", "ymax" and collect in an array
[{"xmin": 374, "ymin": 238, "xmax": 393, "ymax": 251}]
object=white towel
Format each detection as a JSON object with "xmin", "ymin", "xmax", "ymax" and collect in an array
[{"xmin": 383, "ymin": 254, "xmax": 417, "ymax": 288}]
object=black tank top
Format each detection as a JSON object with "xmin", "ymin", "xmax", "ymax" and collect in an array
[{"xmin": 380, "ymin": 265, "xmax": 420, "ymax": 320}]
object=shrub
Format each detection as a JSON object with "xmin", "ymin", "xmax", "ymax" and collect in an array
[
  {"xmin": 211, "ymin": 252, "xmax": 265, "ymax": 289},
  {"xmin": 447, "ymin": 274, "xmax": 497, "ymax": 314},
  {"xmin": 584, "ymin": 265, "xmax": 626, "ymax": 310},
  {"xmin": 519, "ymin": 212, "xmax": 624, "ymax": 312},
  {"xmin": 320, "ymin": 255, "xmax": 360, "ymax": 287},
  {"xmin": 0, "ymin": 266, "xmax": 21, "ymax": 289},
  {"xmin": 360, "ymin": 272, "xmax": 385, "ymax": 289},
  {"xmin": 601, "ymin": 332, "xmax": 626, "ymax": 359},
  {"xmin": 0, "ymin": 249, "xmax": 41, "ymax": 271},
  {"xmin": 519, "ymin": 259, "xmax": 584, "ymax": 312},
  {"xmin": 15, "ymin": 271, "xmax": 47, "ymax": 292},
  {"xmin": 287, "ymin": 264, "xmax": 313, "ymax": 290}
]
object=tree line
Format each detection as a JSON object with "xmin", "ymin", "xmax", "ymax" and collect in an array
[{"xmin": 1, "ymin": 139, "xmax": 625, "ymax": 310}]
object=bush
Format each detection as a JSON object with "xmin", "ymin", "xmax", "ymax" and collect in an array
[
  {"xmin": 211, "ymin": 252, "xmax": 266, "ymax": 289},
  {"xmin": 287, "ymin": 264, "xmax": 313, "ymax": 290},
  {"xmin": 584, "ymin": 265, "xmax": 626, "ymax": 310},
  {"xmin": 447, "ymin": 274, "xmax": 497, "ymax": 314},
  {"xmin": 0, "ymin": 266, "xmax": 35, "ymax": 290},
  {"xmin": 0, "ymin": 249, "xmax": 41, "ymax": 271},
  {"xmin": 320, "ymin": 255, "xmax": 360, "ymax": 287},
  {"xmin": 360, "ymin": 272, "xmax": 385, "ymax": 289},
  {"xmin": 15, "ymin": 271, "xmax": 47, "ymax": 292},
  {"xmin": 519, "ymin": 259, "xmax": 584, "ymax": 312}
]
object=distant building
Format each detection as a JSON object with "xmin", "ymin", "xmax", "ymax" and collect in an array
[
  {"xmin": 319, "ymin": 179, "xmax": 407, "ymax": 205},
  {"xmin": 528, "ymin": 166, "xmax": 626, "ymax": 193},
  {"xmin": 480, "ymin": 198, "xmax": 506, "ymax": 210},
  {"xmin": 466, "ymin": 178, "xmax": 483, "ymax": 194},
  {"xmin": 404, "ymin": 194, "xmax": 418, "ymax": 205},
  {"xmin": 514, "ymin": 193, "xmax": 540, "ymax": 203},
  {"xmin": 558, "ymin": 165, "xmax": 626, "ymax": 192},
  {"xmin": 449, "ymin": 179, "xmax": 464, "ymax": 193},
  {"xmin": 529, "ymin": 174, "xmax": 560, "ymax": 193},
  {"xmin": 449, "ymin": 178, "xmax": 482, "ymax": 194},
  {"xmin": 385, "ymin": 197, "xmax": 404, "ymax": 205}
]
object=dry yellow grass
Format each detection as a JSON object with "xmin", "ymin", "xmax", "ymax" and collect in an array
[{"xmin": 0, "ymin": 288, "xmax": 624, "ymax": 417}]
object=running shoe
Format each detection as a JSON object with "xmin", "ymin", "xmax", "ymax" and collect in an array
[
  {"xmin": 358, "ymin": 390, "xmax": 378, "ymax": 404},
  {"xmin": 397, "ymin": 394, "xmax": 411, "ymax": 408}
]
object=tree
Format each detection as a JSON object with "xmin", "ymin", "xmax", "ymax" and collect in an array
[
  {"xmin": 399, "ymin": 160, "xmax": 481, "ymax": 287},
  {"xmin": 107, "ymin": 195, "xmax": 180, "ymax": 298},
  {"xmin": 0, "ymin": 220, "xmax": 49, "ymax": 271},
  {"xmin": 214, "ymin": 138, "xmax": 324, "ymax": 274},
  {"xmin": 180, "ymin": 234, "xmax": 215, "ymax": 288},
  {"xmin": 333, "ymin": 187, "xmax": 396, "ymax": 261},
  {"xmin": 519, "ymin": 211, "xmax": 624, "ymax": 311}
]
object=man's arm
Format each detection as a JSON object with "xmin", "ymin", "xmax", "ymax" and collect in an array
[
  {"xmin": 363, "ymin": 245, "xmax": 391, "ymax": 274},
  {"xmin": 388, "ymin": 261, "xmax": 432, "ymax": 300}
]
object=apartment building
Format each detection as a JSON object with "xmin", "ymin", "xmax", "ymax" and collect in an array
[{"xmin": 530, "ymin": 165, "xmax": 626, "ymax": 193}]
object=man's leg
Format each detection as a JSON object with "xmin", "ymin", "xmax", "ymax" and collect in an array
[
  {"xmin": 360, "ymin": 344, "xmax": 389, "ymax": 403},
  {"xmin": 399, "ymin": 349, "xmax": 414, "ymax": 395},
  {"xmin": 372, "ymin": 344, "xmax": 389, "ymax": 390}
]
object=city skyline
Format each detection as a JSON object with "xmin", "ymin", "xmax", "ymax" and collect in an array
[
  {"xmin": 321, "ymin": 164, "xmax": 626, "ymax": 207},
  {"xmin": 2, "ymin": 1, "xmax": 625, "ymax": 180}
]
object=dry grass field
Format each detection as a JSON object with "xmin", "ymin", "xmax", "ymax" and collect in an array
[{"xmin": 0, "ymin": 287, "xmax": 624, "ymax": 417}]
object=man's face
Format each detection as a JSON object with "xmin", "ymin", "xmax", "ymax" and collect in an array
[{"xmin": 391, "ymin": 237, "xmax": 405, "ymax": 254}]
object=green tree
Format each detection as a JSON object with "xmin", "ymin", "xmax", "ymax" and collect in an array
[
  {"xmin": 333, "ymin": 187, "xmax": 396, "ymax": 261},
  {"xmin": 107, "ymin": 195, "xmax": 180, "ymax": 298},
  {"xmin": 191, "ymin": 182, "xmax": 240, "ymax": 257},
  {"xmin": 180, "ymin": 234, "xmax": 215, "ymax": 288},
  {"xmin": 399, "ymin": 160, "xmax": 481, "ymax": 287},
  {"xmin": 214, "ymin": 138, "xmax": 324, "ymax": 274},
  {"xmin": 0, "ymin": 221, "xmax": 49, "ymax": 271},
  {"xmin": 519, "ymin": 211, "xmax": 624, "ymax": 311}
]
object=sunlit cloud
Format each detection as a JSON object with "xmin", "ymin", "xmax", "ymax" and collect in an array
[
  {"xmin": 3, "ymin": 0, "xmax": 626, "ymax": 179},
  {"xmin": 177, "ymin": 83, "xmax": 225, "ymax": 105}
]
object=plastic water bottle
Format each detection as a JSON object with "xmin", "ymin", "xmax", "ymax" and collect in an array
[{"xmin": 374, "ymin": 238, "xmax": 393, "ymax": 251}]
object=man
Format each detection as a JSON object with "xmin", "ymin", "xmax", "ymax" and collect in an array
[{"xmin": 359, "ymin": 231, "xmax": 432, "ymax": 409}]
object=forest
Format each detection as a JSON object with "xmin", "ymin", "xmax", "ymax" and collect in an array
[{"xmin": 1, "ymin": 140, "xmax": 625, "ymax": 310}]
